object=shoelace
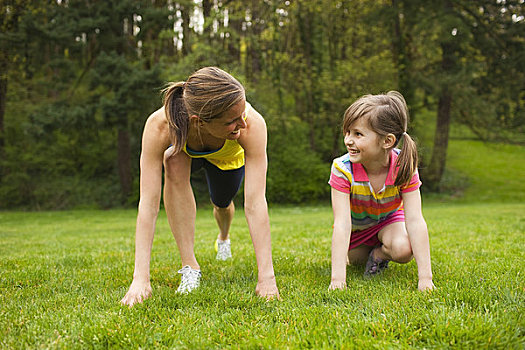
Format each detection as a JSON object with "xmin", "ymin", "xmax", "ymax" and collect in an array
[{"xmin": 177, "ymin": 265, "xmax": 201, "ymax": 293}]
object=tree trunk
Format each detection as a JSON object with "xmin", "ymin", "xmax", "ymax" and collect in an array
[
  {"xmin": 202, "ymin": 0, "xmax": 212, "ymax": 42},
  {"xmin": 423, "ymin": 38, "xmax": 455, "ymax": 191},
  {"xmin": 0, "ymin": 56, "xmax": 6, "ymax": 161},
  {"xmin": 118, "ymin": 127, "xmax": 132, "ymax": 203},
  {"xmin": 391, "ymin": 0, "xmax": 416, "ymax": 122},
  {"xmin": 181, "ymin": 3, "xmax": 192, "ymax": 56},
  {"xmin": 246, "ymin": 0, "xmax": 263, "ymax": 80},
  {"xmin": 331, "ymin": 126, "xmax": 342, "ymax": 159},
  {"xmin": 0, "ymin": 75, "xmax": 5, "ymax": 165},
  {"xmin": 296, "ymin": 3, "xmax": 316, "ymax": 151},
  {"xmin": 226, "ymin": 3, "xmax": 242, "ymax": 62},
  {"xmin": 424, "ymin": 90, "xmax": 452, "ymax": 191}
]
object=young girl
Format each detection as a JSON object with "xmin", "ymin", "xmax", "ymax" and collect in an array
[{"xmin": 328, "ymin": 91, "xmax": 434, "ymax": 291}]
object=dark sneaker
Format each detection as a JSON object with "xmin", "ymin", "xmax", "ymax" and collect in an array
[{"xmin": 364, "ymin": 248, "xmax": 390, "ymax": 277}]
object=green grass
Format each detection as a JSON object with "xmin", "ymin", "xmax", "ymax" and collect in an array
[
  {"xmin": 445, "ymin": 139, "xmax": 525, "ymax": 203},
  {"xmin": 1, "ymin": 139, "xmax": 524, "ymax": 349},
  {"xmin": 1, "ymin": 203, "xmax": 523, "ymax": 349}
]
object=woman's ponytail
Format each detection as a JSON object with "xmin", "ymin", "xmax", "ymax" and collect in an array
[
  {"xmin": 163, "ymin": 82, "xmax": 188, "ymax": 154},
  {"xmin": 162, "ymin": 67, "xmax": 245, "ymax": 155}
]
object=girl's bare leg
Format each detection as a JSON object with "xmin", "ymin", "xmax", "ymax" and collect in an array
[
  {"xmin": 348, "ymin": 245, "xmax": 374, "ymax": 265},
  {"xmin": 376, "ymin": 221, "xmax": 413, "ymax": 263}
]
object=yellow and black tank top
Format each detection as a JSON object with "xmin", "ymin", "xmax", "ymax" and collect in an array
[{"xmin": 182, "ymin": 102, "xmax": 250, "ymax": 170}]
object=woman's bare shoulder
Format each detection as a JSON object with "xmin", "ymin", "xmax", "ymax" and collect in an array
[
  {"xmin": 244, "ymin": 103, "xmax": 266, "ymax": 133},
  {"xmin": 239, "ymin": 103, "xmax": 267, "ymax": 151},
  {"xmin": 143, "ymin": 107, "xmax": 171, "ymax": 149},
  {"xmin": 145, "ymin": 107, "xmax": 168, "ymax": 130}
]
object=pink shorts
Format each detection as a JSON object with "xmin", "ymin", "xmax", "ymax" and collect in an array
[{"xmin": 349, "ymin": 210, "xmax": 405, "ymax": 250}]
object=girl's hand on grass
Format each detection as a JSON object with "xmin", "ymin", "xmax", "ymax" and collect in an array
[
  {"xmin": 418, "ymin": 278, "xmax": 435, "ymax": 292},
  {"xmin": 121, "ymin": 279, "xmax": 152, "ymax": 307},
  {"xmin": 255, "ymin": 276, "xmax": 280, "ymax": 301},
  {"xmin": 328, "ymin": 280, "xmax": 347, "ymax": 291}
]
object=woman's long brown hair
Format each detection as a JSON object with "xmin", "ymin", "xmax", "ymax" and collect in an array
[{"xmin": 162, "ymin": 67, "xmax": 245, "ymax": 154}]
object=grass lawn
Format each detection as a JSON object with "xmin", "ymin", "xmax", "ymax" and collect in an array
[
  {"xmin": 1, "ymin": 139, "xmax": 524, "ymax": 349},
  {"xmin": 1, "ymin": 202, "xmax": 523, "ymax": 349},
  {"xmin": 444, "ymin": 139, "xmax": 525, "ymax": 203}
]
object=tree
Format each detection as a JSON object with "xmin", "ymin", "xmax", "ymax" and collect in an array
[
  {"xmin": 91, "ymin": 52, "xmax": 161, "ymax": 202},
  {"xmin": 453, "ymin": 0, "xmax": 525, "ymax": 143},
  {"xmin": 81, "ymin": 1, "xmax": 163, "ymax": 203},
  {"xmin": 0, "ymin": 1, "xmax": 47, "ymax": 172},
  {"xmin": 411, "ymin": 0, "xmax": 525, "ymax": 189},
  {"xmin": 420, "ymin": 0, "xmax": 461, "ymax": 190},
  {"xmin": 1, "ymin": 1, "xmax": 523, "ymax": 208}
]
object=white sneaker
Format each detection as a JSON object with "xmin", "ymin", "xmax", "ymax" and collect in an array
[
  {"xmin": 176, "ymin": 265, "xmax": 201, "ymax": 294},
  {"xmin": 215, "ymin": 238, "xmax": 232, "ymax": 260}
]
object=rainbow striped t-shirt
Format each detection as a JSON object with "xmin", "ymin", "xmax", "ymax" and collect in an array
[{"xmin": 328, "ymin": 149, "xmax": 421, "ymax": 232}]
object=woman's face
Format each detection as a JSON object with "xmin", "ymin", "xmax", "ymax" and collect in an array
[{"xmin": 203, "ymin": 99, "xmax": 247, "ymax": 140}]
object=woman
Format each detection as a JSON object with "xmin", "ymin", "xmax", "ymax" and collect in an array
[{"xmin": 121, "ymin": 67, "xmax": 279, "ymax": 307}]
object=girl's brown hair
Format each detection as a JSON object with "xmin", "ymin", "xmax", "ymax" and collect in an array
[
  {"xmin": 163, "ymin": 67, "xmax": 245, "ymax": 153},
  {"xmin": 342, "ymin": 91, "xmax": 418, "ymax": 187}
]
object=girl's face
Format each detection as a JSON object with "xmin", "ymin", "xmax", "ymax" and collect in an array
[
  {"xmin": 202, "ymin": 99, "xmax": 247, "ymax": 140},
  {"xmin": 344, "ymin": 117, "xmax": 385, "ymax": 164}
]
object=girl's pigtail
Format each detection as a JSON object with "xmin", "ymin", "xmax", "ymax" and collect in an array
[
  {"xmin": 394, "ymin": 132, "xmax": 418, "ymax": 187},
  {"xmin": 163, "ymin": 82, "xmax": 188, "ymax": 154}
]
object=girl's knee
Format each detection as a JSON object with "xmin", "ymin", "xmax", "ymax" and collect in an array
[{"xmin": 390, "ymin": 236, "xmax": 413, "ymax": 263}]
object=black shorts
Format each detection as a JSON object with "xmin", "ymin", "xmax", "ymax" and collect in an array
[{"xmin": 191, "ymin": 158, "xmax": 245, "ymax": 208}]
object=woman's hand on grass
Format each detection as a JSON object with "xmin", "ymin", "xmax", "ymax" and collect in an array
[
  {"xmin": 121, "ymin": 279, "xmax": 152, "ymax": 307},
  {"xmin": 418, "ymin": 278, "xmax": 435, "ymax": 292},
  {"xmin": 255, "ymin": 276, "xmax": 280, "ymax": 300},
  {"xmin": 328, "ymin": 280, "xmax": 347, "ymax": 291}
]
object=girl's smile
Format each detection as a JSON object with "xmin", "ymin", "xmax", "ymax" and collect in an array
[{"xmin": 344, "ymin": 118, "xmax": 385, "ymax": 165}]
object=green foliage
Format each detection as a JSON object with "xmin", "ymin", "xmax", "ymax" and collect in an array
[
  {"xmin": 0, "ymin": 202, "xmax": 523, "ymax": 348},
  {"xmin": 266, "ymin": 122, "xmax": 329, "ymax": 204},
  {"xmin": 1, "ymin": 0, "xmax": 523, "ymax": 208},
  {"xmin": 0, "ymin": 97, "xmax": 121, "ymax": 209}
]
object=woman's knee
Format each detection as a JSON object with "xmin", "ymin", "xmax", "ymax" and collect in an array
[
  {"xmin": 163, "ymin": 152, "xmax": 191, "ymax": 184},
  {"xmin": 213, "ymin": 201, "xmax": 234, "ymax": 212}
]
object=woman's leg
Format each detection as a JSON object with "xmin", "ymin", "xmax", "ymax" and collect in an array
[
  {"xmin": 163, "ymin": 150, "xmax": 200, "ymax": 270},
  {"xmin": 375, "ymin": 221, "xmax": 413, "ymax": 263},
  {"xmin": 202, "ymin": 162, "xmax": 244, "ymax": 241},
  {"xmin": 214, "ymin": 201, "xmax": 235, "ymax": 241}
]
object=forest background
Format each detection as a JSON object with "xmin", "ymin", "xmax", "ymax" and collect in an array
[{"xmin": 1, "ymin": 0, "xmax": 524, "ymax": 210}]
